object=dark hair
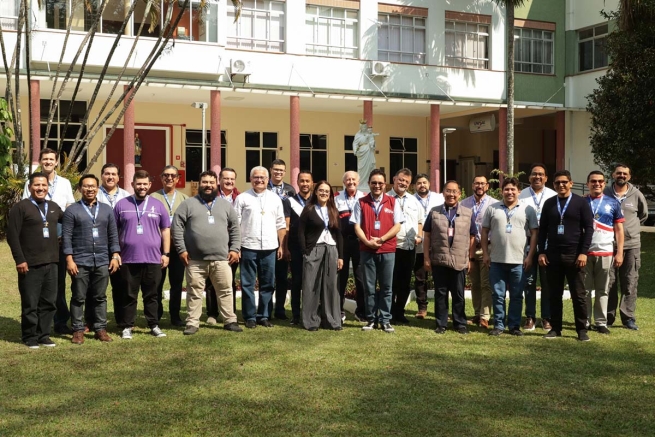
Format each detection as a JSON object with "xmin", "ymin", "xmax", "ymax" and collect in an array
[
  {"xmin": 368, "ymin": 168, "xmax": 386, "ymax": 183},
  {"xmin": 308, "ymin": 181, "xmax": 340, "ymax": 229},
  {"xmin": 101, "ymin": 163, "xmax": 121, "ymax": 176},
  {"xmin": 220, "ymin": 167, "xmax": 237, "ymax": 178},
  {"xmin": 270, "ymin": 159, "xmax": 286, "ymax": 169},
  {"xmin": 415, "ymin": 173, "xmax": 429, "ymax": 183},
  {"xmin": 613, "ymin": 163, "xmax": 631, "ymax": 174},
  {"xmin": 553, "ymin": 170, "xmax": 572, "ymax": 181},
  {"xmin": 39, "ymin": 148, "xmax": 58, "ymax": 160},
  {"xmin": 530, "ymin": 163, "xmax": 548, "ymax": 175},
  {"xmin": 298, "ymin": 170, "xmax": 313, "ymax": 181},
  {"xmin": 161, "ymin": 165, "xmax": 179, "ymax": 176},
  {"xmin": 444, "ymin": 180, "xmax": 461, "ymax": 190},
  {"xmin": 472, "ymin": 175, "xmax": 488, "ymax": 183},
  {"xmin": 501, "ymin": 177, "xmax": 520, "ymax": 189},
  {"xmin": 78, "ymin": 174, "xmax": 100, "ymax": 188},
  {"xmin": 28, "ymin": 172, "xmax": 48, "ymax": 185},
  {"xmin": 199, "ymin": 170, "xmax": 218, "ymax": 181},
  {"xmin": 395, "ymin": 168, "xmax": 412, "ymax": 179},
  {"xmin": 133, "ymin": 169, "xmax": 151, "ymax": 182},
  {"xmin": 587, "ymin": 170, "xmax": 605, "ymax": 182}
]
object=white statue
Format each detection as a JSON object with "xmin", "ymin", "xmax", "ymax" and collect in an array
[{"xmin": 352, "ymin": 120, "xmax": 378, "ymax": 191}]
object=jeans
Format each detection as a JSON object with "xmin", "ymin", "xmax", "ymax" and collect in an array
[
  {"xmin": 360, "ymin": 251, "xmax": 395, "ymax": 325},
  {"xmin": 432, "ymin": 265, "xmax": 467, "ymax": 329},
  {"xmin": 289, "ymin": 244, "xmax": 304, "ymax": 320},
  {"xmin": 53, "ymin": 247, "xmax": 70, "ymax": 330},
  {"xmin": 489, "ymin": 263, "xmax": 524, "ymax": 331},
  {"xmin": 240, "ymin": 248, "xmax": 276, "ymax": 322},
  {"xmin": 391, "ymin": 248, "xmax": 416, "ymax": 318},
  {"xmin": 121, "ymin": 263, "xmax": 162, "ymax": 329},
  {"xmin": 546, "ymin": 252, "xmax": 588, "ymax": 332},
  {"xmin": 18, "ymin": 263, "xmax": 57, "ymax": 343},
  {"xmin": 70, "ymin": 265, "xmax": 110, "ymax": 332},
  {"xmin": 523, "ymin": 244, "xmax": 550, "ymax": 320},
  {"xmin": 339, "ymin": 236, "xmax": 366, "ymax": 318},
  {"xmin": 157, "ymin": 246, "xmax": 185, "ymax": 322}
]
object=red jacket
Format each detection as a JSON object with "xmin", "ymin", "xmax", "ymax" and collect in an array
[{"xmin": 358, "ymin": 194, "xmax": 397, "ymax": 254}]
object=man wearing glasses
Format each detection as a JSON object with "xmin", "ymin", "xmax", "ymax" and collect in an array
[
  {"xmin": 152, "ymin": 166, "xmax": 188, "ymax": 327},
  {"xmin": 538, "ymin": 170, "xmax": 594, "ymax": 341}
]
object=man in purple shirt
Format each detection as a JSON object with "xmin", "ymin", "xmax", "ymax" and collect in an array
[{"xmin": 114, "ymin": 170, "xmax": 171, "ymax": 340}]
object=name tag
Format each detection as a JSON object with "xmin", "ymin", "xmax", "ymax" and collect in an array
[
  {"xmin": 208, "ymin": 216, "xmax": 215, "ymax": 225},
  {"xmin": 136, "ymin": 224, "xmax": 144, "ymax": 235},
  {"xmin": 169, "ymin": 215, "xmax": 174, "ymax": 223},
  {"xmin": 557, "ymin": 225, "xmax": 564, "ymax": 235},
  {"xmin": 505, "ymin": 223, "xmax": 512, "ymax": 234},
  {"xmin": 92, "ymin": 227, "xmax": 99, "ymax": 239},
  {"xmin": 43, "ymin": 227, "xmax": 50, "ymax": 239},
  {"xmin": 448, "ymin": 228, "xmax": 454, "ymax": 237},
  {"xmin": 374, "ymin": 221, "xmax": 380, "ymax": 230}
]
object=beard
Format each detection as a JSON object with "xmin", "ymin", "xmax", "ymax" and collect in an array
[
  {"xmin": 200, "ymin": 189, "xmax": 218, "ymax": 202},
  {"xmin": 615, "ymin": 178, "xmax": 627, "ymax": 186}
]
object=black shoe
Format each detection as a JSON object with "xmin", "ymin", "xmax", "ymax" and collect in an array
[
  {"xmin": 577, "ymin": 330, "xmax": 591, "ymax": 342},
  {"xmin": 456, "ymin": 326, "xmax": 469, "ymax": 335},
  {"xmin": 624, "ymin": 320, "xmax": 639, "ymax": 331},
  {"xmin": 307, "ymin": 327, "xmax": 318, "ymax": 332},
  {"xmin": 25, "ymin": 339, "xmax": 39, "ymax": 349},
  {"xmin": 393, "ymin": 315, "xmax": 410, "ymax": 325},
  {"xmin": 38, "ymin": 337, "xmax": 56, "ymax": 347},
  {"xmin": 171, "ymin": 319, "xmax": 186, "ymax": 327},
  {"xmin": 382, "ymin": 323, "xmax": 395, "ymax": 333},
  {"xmin": 54, "ymin": 325, "xmax": 73, "ymax": 335},
  {"xmin": 607, "ymin": 314, "xmax": 615, "ymax": 326},
  {"xmin": 488, "ymin": 328, "xmax": 503, "ymax": 336},
  {"xmin": 597, "ymin": 326, "xmax": 611, "ymax": 334},
  {"xmin": 434, "ymin": 327, "xmax": 446, "ymax": 334},
  {"xmin": 257, "ymin": 318, "xmax": 274, "ymax": 328},
  {"xmin": 223, "ymin": 322, "xmax": 243, "ymax": 332},
  {"xmin": 362, "ymin": 322, "xmax": 375, "ymax": 331},
  {"xmin": 544, "ymin": 330, "xmax": 562, "ymax": 339},
  {"xmin": 509, "ymin": 328, "xmax": 524, "ymax": 337},
  {"xmin": 332, "ymin": 326, "xmax": 343, "ymax": 331},
  {"xmin": 290, "ymin": 317, "xmax": 300, "ymax": 326},
  {"xmin": 245, "ymin": 320, "xmax": 257, "ymax": 329},
  {"xmin": 274, "ymin": 314, "xmax": 288, "ymax": 321}
]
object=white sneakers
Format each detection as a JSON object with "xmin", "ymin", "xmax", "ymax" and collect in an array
[
  {"xmin": 151, "ymin": 326, "xmax": 167, "ymax": 338},
  {"xmin": 121, "ymin": 328, "xmax": 132, "ymax": 340}
]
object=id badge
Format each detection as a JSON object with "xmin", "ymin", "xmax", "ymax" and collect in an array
[
  {"xmin": 448, "ymin": 227, "xmax": 454, "ymax": 237},
  {"xmin": 136, "ymin": 224, "xmax": 144, "ymax": 235},
  {"xmin": 505, "ymin": 223, "xmax": 512, "ymax": 234},
  {"xmin": 557, "ymin": 224, "xmax": 564, "ymax": 235},
  {"xmin": 92, "ymin": 227, "xmax": 99, "ymax": 239},
  {"xmin": 536, "ymin": 212, "xmax": 541, "ymax": 223},
  {"xmin": 208, "ymin": 216, "xmax": 215, "ymax": 225},
  {"xmin": 374, "ymin": 221, "xmax": 381, "ymax": 230},
  {"xmin": 43, "ymin": 227, "xmax": 50, "ymax": 239},
  {"xmin": 169, "ymin": 215, "xmax": 174, "ymax": 223}
]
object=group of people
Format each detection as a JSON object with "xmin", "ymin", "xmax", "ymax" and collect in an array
[{"xmin": 8, "ymin": 148, "xmax": 646, "ymax": 348}]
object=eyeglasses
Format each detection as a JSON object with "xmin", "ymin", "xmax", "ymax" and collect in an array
[
  {"xmin": 589, "ymin": 180, "xmax": 605, "ymax": 185},
  {"xmin": 444, "ymin": 189, "xmax": 459, "ymax": 195},
  {"xmin": 530, "ymin": 172, "xmax": 546, "ymax": 177},
  {"xmin": 162, "ymin": 173, "xmax": 178, "ymax": 179},
  {"xmin": 81, "ymin": 185, "xmax": 97, "ymax": 190},
  {"xmin": 473, "ymin": 182, "xmax": 487, "ymax": 186},
  {"xmin": 252, "ymin": 176, "xmax": 267, "ymax": 181},
  {"xmin": 553, "ymin": 180, "xmax": 570, "ymax": 186},
  {"xmin": 370, "ymin": 182, "xmax": 385, "ymax": 186}
]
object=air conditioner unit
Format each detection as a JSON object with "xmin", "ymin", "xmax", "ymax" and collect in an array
[
  {"xmin": 469, "ymin": 114, "xmax": 496, "ymax": 133},
  {"xmin": 370, "ymin": 61, "xmax": 390, "ymax": 77},
  {"xmin": 230, "ymin": 59, "xmax": 252, "ymax": 77}
]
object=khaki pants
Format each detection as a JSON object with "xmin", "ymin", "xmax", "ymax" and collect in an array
[
  {"xmin": 186, "ymin": 260, "xmax": 237, "ymax": 328},
  {"xmin": 469, "ymin": 250, "xmax": 491, "ymax": 321},
  {"xmin": 585, "ymin": 255, "xmax": 613, "ymax": 327}
]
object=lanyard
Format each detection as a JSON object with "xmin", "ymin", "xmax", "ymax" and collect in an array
[
  {"xmin": 162, "ymin": 190, "xmax": 177, "ymax": 215},
  {"xmin": 258, "ymin": 191, "xmax": 267, "ymax": 215},
  {"xmin": 345, "ymin": 192, "xmax": 357, "ymax": 211},
  {"xmin": 296, "ymin": 194, "xmax": 308, "ymax": 208},
  {"xmin": 442, "ymin": 205, "xmax": 457, "ymax": 228},
  {"xmin": 132, "ymin": 195, "xmax": 149, "ymax": 224},
  {"xmin": 269, "ymin": 181, "xmax": 285, "ymax": 198},
  {"xmin": 80, "ymin": 200, "xmax": 99, "ymax": 225},
  {"xmin": 47, "ymin": 175, "xmax": 58, "ymax": 200},
  {"xmin": 100, "ymin": 186, "xmax": 118, "ymax": 207},
  {"xmin": 502, "ymin": 204, "xmax": 518, "ymax": 223},
  {"xmin": 588, "ymin": 195, "xmax": 604, "ymax": 217},
  {"xmin": 30, "ymin": 198, "xmax": 48, "ymax": 226},
  {"xmin": 472, "ymin": 197, "xmax": 487, "ymax": 220},
  {"xmin": 316, "ymin": 205, "xmax": 329, "ymax": 230},
  {"xmin": 370, "ymin": 195, "xmax": 383, "ymax": 218},
  {"xmin": 415, "ymin": 193, "xmax": 430, "ymax": 213},
  {"xmin": 556, "ymin": 195, "xmax": 572, "ymax": 224},
  {"xmin": 200, "ymin": 197, "xmax": 216, "ymax": 215},
  {"xmin": 395, "ymin": 194, "xmax": 406, "ymax": 212},
  {"xmin": 529, "ymin": 187, "xmax": 544, "ymax": 211}
]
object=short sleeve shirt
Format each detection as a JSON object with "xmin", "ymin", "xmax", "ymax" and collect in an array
[
  {"xmin": 114, "ymin": 196, "xmax": 171, "ymax": 264},
  {"xmin": 482, "ymin": 202, "xmax": 539, "ymax": 264}
]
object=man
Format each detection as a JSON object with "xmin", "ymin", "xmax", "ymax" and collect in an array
[
  {"xmin": 482, "ymin": 177, "xmax": 539, "ymax": 337},
  {"xmin": 22, "ymin": 148, "xmax": 75, "ymax": 335},
  {"xmin": 460, "ymin": 175, "xmax": 497, "ymax": 329},
  {"xmin": 151, "ymin": 166, "xmax": 188, "ymax": 327},
  {"xmin": 585, "ymin": 171, "xmax": 624, "ymax": 334},
  {"xmin": 267, "ymin": 159, "xmax": 296, "ymax": 320},
  {"xmin": 173, "ymin": 171, "xmax": 242, "ymax": 335},
  {"xmin": 235, "ymin": 166, "xmax": 287, "ymax": 328},
  {"xmin": 412, "ymin": 173, "xmax": 444, "ymax": 319},
  {"xmin": 62, "ymin": 174, "xmax": 120, "ymax": 344},
  {"xmin": 351, "ymin": 169, "xmax": 404, "ymax": 333},
  {"xmin": 423, "ymin": 181, "xmax": 476, "ymax": 335},
  {"xmin": 9, "ymin": 173, "xmax": 64, "ymax": 348},
  {"xmin": 114, "ymin": 170, "xmax": 171, "ymax": 339},
  {"xmin": 519, "ymin": 163, "xmax": 557, "ymax": 331},
  {"xmin": 604, "ymin": 163, "xmax": 648, "ymax": 330},
  {"xmin": 335, "ymin": 171, "xmax": 366, "ymax": 322},
  {"xmin": 538, "ymin": 170, "xmax": 594, "ymax": 341},
  {"xmin": 387, "ymin": 168, "xmax": 424, "ymax": 324},
  {"xmin": 96, "ymin": 163, "xmax": 130, "ymax": 329},
  {"xmin": 287, "ymin": 171, "xmax": 314, "ymax": 325}
]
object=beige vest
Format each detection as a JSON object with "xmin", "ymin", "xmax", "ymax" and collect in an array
[{"xmin": 428, "ymin": 204, "xmax": 473, "ymax": 271}]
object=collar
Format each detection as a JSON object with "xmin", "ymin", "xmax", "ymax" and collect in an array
[
  {"xmin": 474, "ymin": 194, "xmax": 487, "ymax": 204},
  {"xmin": 83, "ymin": 198, "xmax": 97, "ymax": 207},
  {"xmin": 221, "ymin": 188, "xmax": 234, "ymax": 197}
]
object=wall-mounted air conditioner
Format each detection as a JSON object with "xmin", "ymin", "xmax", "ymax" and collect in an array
[{"xmin": 370, "ymin": 61, "xmax": 390, "ymax": 77}]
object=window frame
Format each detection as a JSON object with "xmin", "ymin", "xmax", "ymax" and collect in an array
[
  {"xmin": 184, "ymin": 129, "xmax": 227, "ymax": 182},
  {"xmin": 577, "ymin": 23, "xmax": 609, "ymax": 72},
  {"xmin": 377, "ymin": 12, "xmax": 426, "ymax": 65},
  {"xmin": 305, "ymin": 5, "xmax": 359, "ymax": 59},
  {"xmin": 299, "ymin": 133, "xmax": 328, "ymax": 182},
  {"xmin": 0, "ymin": 0, "xmax": 19, "ymax": 31},
  {"xmin": 344, "ymin": 135, "xmax": 357, "ymax": 173},
  {"xmin": 39, "ymin": 99, "xmax": 88, "ymax": 171},
  {"xmin": 389, "ymin": 136, "xmax": 418, "ymax": 180},
  {"xmin": 513, "ymin": 27, "xmax": 555, "ymax": 75},
  {"xmin": 444, "ymin": 19, "xmax": 490, "ymax": 70},
  {"xmin": 245, "ymin": 131, "xmax": 278, "ymax": 182},
  {"xmin": 227, "ymin": 0, "xmax": 286, "ymax": 52}
]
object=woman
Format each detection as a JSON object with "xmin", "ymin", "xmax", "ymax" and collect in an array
[{"xmin": 298, "ymin": 181, "xmax": 344, "ymax": 331}]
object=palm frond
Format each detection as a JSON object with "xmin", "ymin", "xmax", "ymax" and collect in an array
[{"xmin": 231, "ymin": 0, "xmax": 243, "ymax": 23}]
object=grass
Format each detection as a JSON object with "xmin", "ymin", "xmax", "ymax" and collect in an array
[{"xmin": 1, "ymin": 236, "xmax": 655, "ymax": 436}]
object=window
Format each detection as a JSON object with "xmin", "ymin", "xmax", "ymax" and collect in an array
[
  {"xmin": 0, "ymin": 0, "xmax": 19, "ymax": 31},
  {"xmin": 185, "ymin": 129, "xmax": 227, "ymax": 182},
  {"xmin": 378, "ymin": 13, "xmax": 426, "ymax": 64},
  {"xmin": 389, "ymin": 137, "xmax": 417, "ymax": 179},
  {"xmin": 245, "ymin": 131, "xmax": 277, "ymax": 182},
  {"xmin": 300, "ymin": 134, "xmax": 327, "ymax": 182},
  {"xmin": 514, "ymin": 28, "xmax": 554, "ymax": 74},
  {"xmin": 445, "ymin": 20, "xmax": 489, "ymax": 69},
  {"xmin": 344, "ymin": 135, "xmax": 357, "ymax": 173},
  {"xmin": 39, "ymin": 100, "xmax": 88, "ymax": 171},
  {"xmin": 228, "ymin": 0, "xmax": 285, "ymax": 52},
  {"xmin": 305, "ymin": 6, "xmax": 358, "ymax": 58},
  {"xmin": 578, "ymin": 24, "xmax": 608, "ymax": 72}
]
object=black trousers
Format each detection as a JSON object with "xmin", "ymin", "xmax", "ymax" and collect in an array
[
  {"xmin": 53, "ymin": 246, "xmax": 70, "ymax": 330},
  {"xmin": 157, "ymin": 246, "xmax": 185, "ymax": 322},
  {"xmin": 391, "ymin": 248, "xmax": 416, "ymax": 317},
  {"xmin": 413, "ymin": 252, "xmax": 429, "ymax": 312},
  {"xmin": 110, "ymin": 269, "xmax": 127, "ymax": 327},
  {"xmin": 206, "ymin": 261, "xmax": 238, "ymax": 318},
  {"xmin": 273, "ymin": 257, "xmax": 289, "ymax": 317},
  {"xmin": 432, "ymin": 265, "xmax": 467, "ymax": 329},
  {"xmin": 546, "ymin": 252, "xmax": 588, "ymax": 332},
  {"xmin": 120, "ymin": 263, "xmax": 162, "ymax": 329},
  {"xmin": 70, "ymin": 265, "xmax": 110, "ymax": 332},
  {"xmin": 18, "ymin": 263, "xmax": 58, "ymax": 343},
  {"xmin": 339, "ymin": 236, "xmax": 366, "ymax": 317},
  {"xmin": 289, "ymin": 244, "xmax": 303, "ymax": 320}
]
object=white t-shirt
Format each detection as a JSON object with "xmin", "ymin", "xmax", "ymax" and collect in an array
[
  {"xmin": 518, "ymin": 186, "xmax": 557, "ymax": 235},
  {"xmin": 414, "ymin": 191, "xmax": 444, "ymax": 254},
  {"xmin": 387, "ymin": 189, "xmax": 424, "ymax": 250},
  {"xmin": 23, "ymin": 173, "xmax": 75, "ymax": 211},
  {"xmin": 235, "ymin": 189, "xmax": 286, "ymax": 251}
]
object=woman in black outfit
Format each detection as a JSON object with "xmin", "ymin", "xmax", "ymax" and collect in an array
[{"xmin": 298, "ymin": 181, "xmax": 344, "ymax": 331}]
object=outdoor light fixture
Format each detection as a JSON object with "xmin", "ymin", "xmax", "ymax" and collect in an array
[
  {"xmin": 191, "ymin": 102, "xmax": 208, "ymax": 172},
  {"xmin": 442, "ymin": 128, "xmax": 456, "ymax": 184}
]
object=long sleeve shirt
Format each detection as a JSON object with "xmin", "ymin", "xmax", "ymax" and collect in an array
[
  {"xmin": 235, "ymin": 189, "xmax": 286, "ymax": 251},
  {"xmin": 8, "ymin": 199, "xmax": 63, "ymax": 266},
  {"xmin": 538, "ymin": 193, "xmax": 594, "ymax": 256},
  {"xmin": 62, "ymin": 201, "xmax": 120, "ymax": 267}
]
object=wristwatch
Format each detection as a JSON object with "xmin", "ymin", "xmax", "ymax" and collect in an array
[
  {"xmin": 111, "ymin": 255, "xmax": 120, "ymax": 260},
  {"xmin": 162, "ymin": 253, "xmax": 170, "ymax": 257}
]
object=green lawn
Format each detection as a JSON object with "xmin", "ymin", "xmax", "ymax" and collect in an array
[{"xmin": 1, "ymin": 236, "xmax": 655, "ymax": 436}]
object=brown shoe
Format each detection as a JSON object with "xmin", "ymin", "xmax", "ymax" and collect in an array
[
  {"xmin": 94, "ymin": 329, "xmax": 113, "ymax": 342},
  {"xmin": 542, "ymin": 319, "xmax": 552, "ymax": 331},
  {"xmin": 71, "ymin": 331, "xmax": 85, "ymax": 345},
  {"xmin": 479, "ymin": 318, "xmax": 489, "ymax": 329},
  {"xmin": 524, "ymin": 317, "xmax": 536, "ymax": 331},
  {"xmin": 416, "ymin": 310, "xmax": 427, "ymax": 319}
]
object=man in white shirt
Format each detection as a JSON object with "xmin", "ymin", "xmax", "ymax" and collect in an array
[
  {"xmin": 22, "ymin": 148, "xmax": 75, "ymax": 335},
  {"xmin": 518, "ymin": 163, "xmax": 557, "ymax": 331},
  {"xmin": 412, "ymin": 173, "xmax": 444, "ymax": 319},
  {"xmin": 235, "ymin": 166, "xmax": 287, "ymax": 328},
  {"xmin": 387, "ymin": 168, "xmax": 423, "ymax": 324}
]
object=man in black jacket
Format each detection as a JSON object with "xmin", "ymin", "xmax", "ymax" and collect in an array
[{"xmin": 538, "ymin": 170, "xmax": 594, "ymax": 341}]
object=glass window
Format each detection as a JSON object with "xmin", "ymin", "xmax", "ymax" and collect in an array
[
  {"xmin": 378, "ymin": 13, "xmax": 426, "ymax": 64},
  {"xmin": 578, "ymin": 23, "xmax": 609, "ymax": 72},
  {"xmin": 185, "ymin": 129, "xmax": 227, "ymax": 182},
  {"xmin": 514, "ymin": 27, "xmax": 555, "ymax": 75},
  {"xmin": 445, "ymin": 18, "xmax": 490, "ymax": 69},
  {"xmin": 305, "ymin": 6, "xmax": 358, "ymax": 58},
  {"xmin": 344, "ymin": 135, "xmax": 357, "ymax": 173},
  {"xmin": 389, "ymin": 137, "xmax": 418, "ymax": 178},
  {"xmin": 245, "ymin": 131, "xmax": 277, "ymax": 181},
  {"xmin": 39, "ymin": 99, "xmax": 88, "ymax": 171},
  {"xmin": 228, "ymin": 0, "xmax": 285, "ymax": 52},
  {"xmin": 300, "ymin": 134, "xmax": 327, "ymax": 181}
]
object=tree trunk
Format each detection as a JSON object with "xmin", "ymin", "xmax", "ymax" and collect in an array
[
  {"xmin": 506, "ymin": 5, "xmax": 515, "ymax": 176},
  {"xmin": 24, "ymin": 0, "xmax": 33, "ymax": 169},
  {"xmin": 12, "ymin": 0, "xmax": 26, "ymax": 175}
]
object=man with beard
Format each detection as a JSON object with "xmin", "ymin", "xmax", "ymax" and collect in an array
[
  {"xmin": 173, "ymin": 171, "xmax": 242, "ymax": 335},
  {"xmin": 460, "ymin": 175, "xmax": 498, "ymax": 329},
  {"xmin": 114, "ymin": 170, "xmax": 170, "ymax": 339},
  {"xmin": 412, "ymin": 174, "xmax": 444, "ymax": 319},
  {"xmin": 287, "ymin": 171, "xmax": 314, "ymax": 325},
  {"xmin": 604, "ymin": 163, "xmax": 648, "ymax": 330}
]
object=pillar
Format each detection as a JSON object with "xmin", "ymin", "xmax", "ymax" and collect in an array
[
  {"xmin": 556, "ymin": 111, "xmax": 565, "ymax": 171},
  {"xmin": 123, "ymin": 85, "xmax": 135, "ymax": 193},
  {"xmin": 210, "ymin": 90, "xmax": 222, "ymax": 175},
  {"xmin": 30, "ymin": 80, "xmax": 40, "ymax": 170},
  {"xmin": 429, "ymin": 104, "xmax": 440, "ymax": 192},
  {"xmin": 498, "ymin": 108, "xmax": 508, "ymax": 177},
  {"xmin": 363, "ymin": 100, "xmax": 373, "ymax": 127},
  {"xmin": 290, "ymin": 96, "xmax": 300, "ymax": 191}
]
